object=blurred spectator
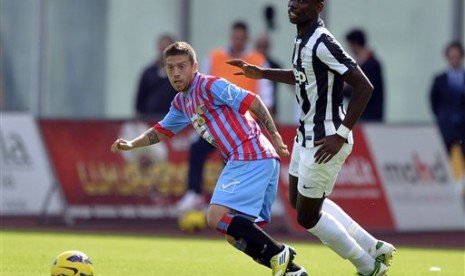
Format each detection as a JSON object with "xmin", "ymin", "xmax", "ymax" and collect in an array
[
  {"xmin": 0, "ymin": 77, "xmax": 4, "ymax": 110},
  {"xmin": 177, "ymin": 21, "xmax": 271, "ymax": 212},
  {"xmin": 135, "ymin": 34, "xmax": 176, "ymax": 119},
  {"xmin": 344, "ymin": 29, "xmax": 384, "ymax": 122},
  {"xmin": 430, "ymin": 41, "xmax": 465, "ymax": 158},
  {"xmin": 255, "ymin": 33, "xmax": 281, "ymax": 115}
]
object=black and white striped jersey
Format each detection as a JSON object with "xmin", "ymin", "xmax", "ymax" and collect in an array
[{"xmin": 292, "ymin": 20, "xmax": 356, "ymax": 148}]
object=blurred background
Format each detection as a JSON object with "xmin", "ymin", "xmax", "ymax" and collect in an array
[
  {"xmin": 2, "ymin": 0, "xmax": 463, "ymax": 123},
  {"xmin": 1, "ymin": 0, "xmax": 464, "ymax": 246}
]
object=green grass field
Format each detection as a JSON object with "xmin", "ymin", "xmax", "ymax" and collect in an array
[{"xmin": 1, "ymin": 230, "xmax": 463, "ymax": 275}]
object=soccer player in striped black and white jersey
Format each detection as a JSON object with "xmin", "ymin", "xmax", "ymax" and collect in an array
[
  {"xmin": 228, "ymin": 1, "xmax": 396, "ymax": 275},
  {"xmin": 111, "ymin": 42, "xmax": 307, "ymax": 276}
]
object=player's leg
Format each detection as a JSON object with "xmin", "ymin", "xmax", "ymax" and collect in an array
[
  {"xmin": 208, "ymin": 159, "xmax": 305, "ymax": 276},
  {"xmin": 259, "ymin": 159, "xmax": 308, "ymax": 276},
  {"xmin": 208, "ymin": 204, "xmax": 290, "ymax": 273},
  {"xmin": 177, "ymin": 137, "xmax": 214, "ymax": 211},
  {"xmin": 295, "ymin": 143, "xmax": 386, "ymax": 275},
  {"xmin": 207, "ymin": 160, "xmax": 286, "ymax": 274},
  {"xmin": 322, "ymin": 199, "xmax": 396, "ymax": 267}
]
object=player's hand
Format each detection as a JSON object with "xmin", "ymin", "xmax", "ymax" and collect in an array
[
  {"xmin": 226, "ymin": 59, "xmax": 264, "ymax": 79},
  {"xmin": 270, "ymin": 133, "xmax": 290, "ymax": 157},
  {"xmin": 314, "ymin": 135, "xmax": 345, "ymax": 164},
  {"xmin": 111, "ymin": 138, "xmax": 134, "ymax": 153}
]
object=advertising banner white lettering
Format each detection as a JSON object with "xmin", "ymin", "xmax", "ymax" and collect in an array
[
  {"xmin": 1, "ymin": 113, "xmax": 62, "ymax": 215},
  {"xmin": 364, "ymin": 125, "xmax": 465, "ymax": 231}
]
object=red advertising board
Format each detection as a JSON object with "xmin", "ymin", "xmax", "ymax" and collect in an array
[
  {"xmin": 277, "ymin": 126, "xmax": 395, "ymax": 232},
  {"xmin": 40, "ymin": 119, "xmax": 395, "ymax": 230},
  {"xmin": 39, "ymin": 120, "xmax": 222, "ymax": 207}
]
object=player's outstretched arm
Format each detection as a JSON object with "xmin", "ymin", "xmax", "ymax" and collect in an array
[
  {"xmin": 226, "ymin": 59, "xmax": 295, "ymax": 85},
  {"xmin": 111, "ymin": 128, "xmax": 168, "ymax": 153},
  {"xmin": 249, "ymin": 95, "xmax": 289, "ymax": 157}
]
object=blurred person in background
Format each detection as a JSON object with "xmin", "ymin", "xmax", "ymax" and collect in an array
[
  {"xmin": 344, "ymin": 29, "xmax": 384, "ymax": 122},
  {"xmin": 176, "ymin": 21, "xmax": 273, "ymax": 212},
  {"xmin": 0, "ymin": 78, "xmax": 3, "ymax": 110},
  {"xmin": 227, "ymin": 0, "xmax": 395, "ymax": 275},
  {"xmin": 430, "ymin": 41, "xmax": 465, "ymax": 156},
  {"xmin": 135, "ymin": 34, "xmax": 176, "ymax": 120},
  {"xmin": 111, "ymin": 41, "xmax": 307, "ymax": 276},
  {"xmin": 127, "ymin": 34, "xmax": 176, "ymax": 171},
  {"xmin": 255, "ymin": 33, "xmax": 282, "ymax": 115}
]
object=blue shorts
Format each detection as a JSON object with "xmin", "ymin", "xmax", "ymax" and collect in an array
[{"xmin": 210, "ymin": 158, "xmax": 279, "ymax": 223}]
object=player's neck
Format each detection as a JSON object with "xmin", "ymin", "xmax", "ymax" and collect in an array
[
  {"xmin": 181, "ymin": 72, "xmax": 198, "ymax": 96},
  {"xmin": 297, "ymin": 18, "xmax": 321, "ymax": 37}
]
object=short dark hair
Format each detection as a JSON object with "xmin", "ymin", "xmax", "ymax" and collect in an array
[
  {"xmin": 163, "ymin": 41, "xmax": 197, "ymax": 65},
  {"xmin": 445, "ymin": 41, "xmax": 464, "ymax": 57},
  {"xmin": 232, "ymin": 21, "xmax": 248, "ymax": 34},
  {"xmin": 346, "ymin": 29, "xmax": 367, "ymax": 47}
]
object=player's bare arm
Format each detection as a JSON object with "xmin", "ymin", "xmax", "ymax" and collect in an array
[
  {"xmin": 227, "ymin": 59, "xmax": 295, "ymax": 85},
  {"xmin": 111, "ymin": 128, "xmax": 168, "ymax": 153},
  {"xmin": 249, "ymin": 95, "xmax": 289, "ymax": 157},
  {"xmin": 314, "ymin": 66, "xmax": 373, "ymax": 164},
  {"xmin": 341, "ymin": 66, "xmax": 373, "ymax": 128}
]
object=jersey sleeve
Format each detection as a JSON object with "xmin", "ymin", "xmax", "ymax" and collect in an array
[
  {"xmin": 153, "ymin": 102, "xmax": 190, "ymax": 137},
  {"xmin": 316, "ymin": 34, "xmax": 357, "ymax": 76},
  {"xmin": 209, "ymin": 78, "xmax": 256, "ymax": 115}
]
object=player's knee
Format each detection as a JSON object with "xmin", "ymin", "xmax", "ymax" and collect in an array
[
  {"xmin": 296, "ymin": 209, "xmax": 320, "ymax": 229},
  {"xmin": 206, "ymin": 209, "xmax": 220, "ymax": 230},
  {"xmin": 206, "ymin": 205, "xmax": 231, "ymax": 231}
]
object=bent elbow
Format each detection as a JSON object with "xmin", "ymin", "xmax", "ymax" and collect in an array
[{"xmin": 363, "ymin": 82, "xmax": 374, "ymax": 98}]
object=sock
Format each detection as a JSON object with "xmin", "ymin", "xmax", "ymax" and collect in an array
[
  {"xmin": 350, "ymin": 253, "xmax": 377, "ymax": 275},
  {"xmin": 323, "ymin": 199, "xmax": 378, "ymax": 256},
  {"xmin": 308, "ymin": 212, "xmax": 375, "ymax": 274},
  {"xmin": 217, "ymin": 213, "xmax": 282, "ymax": 266},
  {"xmin": 232, "ymin": 238, "xmax": 271, "ymax": 268}
]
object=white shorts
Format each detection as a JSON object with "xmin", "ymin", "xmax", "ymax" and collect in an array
[{"xmin": 289, "ymin": 140, "xmax": 353, "ymax": 198}]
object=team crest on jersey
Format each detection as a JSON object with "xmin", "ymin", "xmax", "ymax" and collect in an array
[
  {"xmin": 197, "ymin": 117, "xmax": 206, "ymax": 126},
  {"xmin": 197, "ymin": 103, "xmax": 207, "ymax": 115}
]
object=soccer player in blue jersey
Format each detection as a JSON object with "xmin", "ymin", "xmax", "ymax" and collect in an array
[
  {"xmin": 227, "ymin": 1, "xmax": 396, "ymax": 275},
  {"xmin": 111, "ymin": 41, "xmax": 307, "ymax": 276}
]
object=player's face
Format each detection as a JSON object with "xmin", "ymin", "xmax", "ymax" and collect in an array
[
  {"xmin": 288, "ymin": 0, "xmax": 323, "ymax": 25},
  {"xmin": 165, "ymin": 55, "xmax": 198, "ymax": 92}
]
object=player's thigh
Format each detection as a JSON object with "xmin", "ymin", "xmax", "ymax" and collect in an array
[
  {"xmin": 295, "ymin": 193, "xmax": 326, "ymax": 228},
  {"xmin": 289, "ymin": 174, "xmax": 299, "ymax": 209},
  {"xmin": 297, "ymin": 144, "xmax": 352, "ymax": 198},
  {"xmin": 210, "ymin": 159, "xmax": 278, "ymax": 222},
  {"xmin": 258, "ymin": 159, "xmax": 280, "ymax": 223}
]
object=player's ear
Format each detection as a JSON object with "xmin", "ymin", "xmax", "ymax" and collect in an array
[
  {"xmin": 193, "ymin": 61, "xmax": 199, "ymax": 72},
  {"xmin": 316, "ymin": 1, "xmax": 324, "ymax": 13}
]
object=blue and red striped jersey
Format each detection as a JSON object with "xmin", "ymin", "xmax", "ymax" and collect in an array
[{"xmin": 153, "ymin": 73, "xmax": 278, "ymax": 161}]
